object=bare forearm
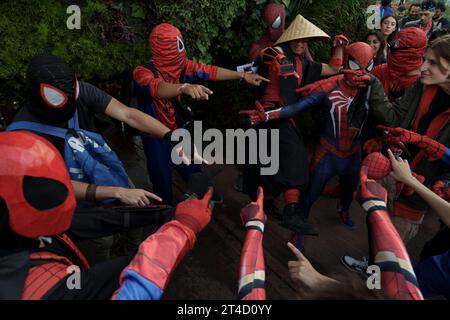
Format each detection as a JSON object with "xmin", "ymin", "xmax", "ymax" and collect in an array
[
  {"xmin": 157, "ymin": 82, "xmax": 185, "ymax": 99},
  {"xmin": 407, "ymin": 177, "xmax": 450, "ymax": 227},
  {"xmin": 72, "ymin": 181, "xmax": 120, "ymax": 201},
  {"xmin": 125, "ymin": 108, "xmax": 170, "ymax": 138},
  {"xmin": 215, "ymin": 67, "xmax": 245, "ymax": 81}
]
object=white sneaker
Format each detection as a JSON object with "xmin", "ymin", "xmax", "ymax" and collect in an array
[{"xmin": 341, "ymin": 255, "xmax": 368, "ymax": 273}]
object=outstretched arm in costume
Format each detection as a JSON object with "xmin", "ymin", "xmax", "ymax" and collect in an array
[
  {"xmin": 381, "ymin": 126, "xmax": 450, "ymax": 164},
  {"xmin": 321, "ymin": 35, "xmax": 350, "ymax": 76},
  {"xmin": 357, "ymin": 166, "xmax": 423, "ymax": 300},
  {"xmin": 112, "ymin": 188, "xmax": 213, "ymax": 300},
  {"xmin": 238, "ymin": 187, "xmax": 267, "ymax": 300},
  {"xmin": 239, "ymin": 92, "xmax": 326, "ymax": 125}
]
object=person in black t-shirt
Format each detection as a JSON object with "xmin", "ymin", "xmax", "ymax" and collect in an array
[{"xmin": 11, "ymin": 53, "xmax": 189, "ymax": 207}]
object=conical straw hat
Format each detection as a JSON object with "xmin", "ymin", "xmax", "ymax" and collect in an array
[{"xmin": 274, "ymin": 14, "xmax": 330, "ymax": 45}]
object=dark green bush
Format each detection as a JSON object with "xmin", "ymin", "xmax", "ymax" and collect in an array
[{"xmin": 0, "ymin": 0, "xmax": 372, "ymax": 135}]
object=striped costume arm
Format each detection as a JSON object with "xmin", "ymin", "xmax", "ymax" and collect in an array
[
  {"xmin": 358, "ymin": 167, "xmax": 423, "ymax": 300},
  {"xmin": 238, "ymin": 187, "xmax": 267, "ymax": 300}
]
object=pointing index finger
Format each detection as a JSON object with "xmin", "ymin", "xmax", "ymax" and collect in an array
[{"xmin": 287, "ymin": 242, "xmax": 305, "ymax": 261}]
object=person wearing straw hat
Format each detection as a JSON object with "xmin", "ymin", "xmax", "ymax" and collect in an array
[{"xmin": 241, "ymin": 14, "xmax": 349, "ymax": 236}]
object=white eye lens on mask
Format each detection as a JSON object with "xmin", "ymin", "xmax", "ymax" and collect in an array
[
  {"xmin": 177, "ymin": 36, "xmax": 185, "ymax": 53},
  {"xmin": 348, "ymin": 60, "xmax": 361, "ymax": 71},
  {"xmin": 40, "ymin": 83, "xmax": 68, "ymax": 108},
  {"xmin": 272, "ymin": 16, "xmax": 282, "ymax": 29},
  {"xmin": 366, "ymin": 60, "xmax": 374, "ymax": 72}
]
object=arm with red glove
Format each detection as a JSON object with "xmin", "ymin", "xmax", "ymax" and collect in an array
[
  {"xmin": 357, "ymin": 166, "xmax": 423, "ymax": 300},
  {"xmin": 382, "ymin": 127, "xmax": 449, "ymax": 163},
  {"xmin": 112, "ymin": 188, "xmax": 213, "ymax": 300},
  {"xmin": 239, "ymin": 92, "xmax": 326, "ymax": 126},
  {"xmin": 321, "ymin": 34, "xmax": 350, "ymax": 76},
  {"xmin": 238, "ymin": 187, "xmax": 267, "ymax": 300}
]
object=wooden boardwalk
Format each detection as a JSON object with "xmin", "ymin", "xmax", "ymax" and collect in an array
[{"xmin": 105, "ymin": 124, "xmax": 440, "ymax": 300}]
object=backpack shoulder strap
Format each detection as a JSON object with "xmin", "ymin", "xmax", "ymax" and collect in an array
[
  {"xmin": 144, "ymin": 62, "xmax": 159, "ymax": 77},
  {"xmin": 68, "ymin": 109, "xmax": 80, "ymax": 130},
  {"xmin": 7, "ymin": 121, "xmax": 67, "ymax": 139}
]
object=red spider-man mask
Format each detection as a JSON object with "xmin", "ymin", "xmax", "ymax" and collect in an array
[
  {"xmin": 387, "ymin": 27, "xmax": 427, "ymax": 89},
  {"xmin": 150, "ymin": 23, "xmax": 187, "ymax": 82},
  {"xmin": 262, "ymin": 3, "xmax": 286, "ymax": 42},
  {"xmin": 0, "ymin": 132, "xmax": 76, "ymax": 238},
  {"xmin": 342, "ymin": 42, "xmax": 375, "ymax": 85}
]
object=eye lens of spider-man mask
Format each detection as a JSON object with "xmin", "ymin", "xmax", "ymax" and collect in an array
[
  {"xmin": 23, "ymin": 176, "xmax": 69, "ymax": 211},
  {"xmin": 271, "ymin": 15, "xmax": 282, "ymax": 29},
  {"xmin": 177, "ymin": 36, "xmax": 185, "ymax": 53},
  {"xmin": 348, "ymin": 59, "xmax": 361, "ymax": 71}
]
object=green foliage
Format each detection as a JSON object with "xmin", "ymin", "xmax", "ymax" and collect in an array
[{"xmin": 0, "ymin": 0, "xmax": 372, "ymax": 137}]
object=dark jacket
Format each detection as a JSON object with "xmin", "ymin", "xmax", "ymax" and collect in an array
[{"xmin": 369, "ymin": 79, "xmax": 450, "ymax": 212}]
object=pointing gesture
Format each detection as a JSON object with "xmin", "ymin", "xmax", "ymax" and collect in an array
[{"xmin": 287, "ymin": 242, "xmax": 338, "ymax": 290}]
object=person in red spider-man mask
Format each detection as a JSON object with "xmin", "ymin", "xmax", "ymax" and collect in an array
[
  {"xmin": 248, "ymin": 3, "xmax": 313, "ymax": 62},
  {"xmin": 0, "ymin": 131, "xmax": 213, "ymax": 300},
  {"xmin": 248, "ymin": 3, "xmax": 287, "ymax": 62},
  {"xmin": 133, "ymin": 23, "xmax": 268, "ymax": 205}
]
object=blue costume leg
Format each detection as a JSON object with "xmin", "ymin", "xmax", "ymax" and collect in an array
[
  {"xmin": 141, "ymin": 136, "xmax": 173, "ymax": 205},
  {"xmin": 338, "ymin": 153, "xmax": 361, "ymax": 213},
  {"xmin": 303, "ymin": 151, "xmax": 336, "ymax": 220}
]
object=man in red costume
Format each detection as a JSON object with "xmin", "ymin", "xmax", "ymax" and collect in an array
[{"xmin": 134, "ymin": 23, "xmax": 267, "ymax": 205}]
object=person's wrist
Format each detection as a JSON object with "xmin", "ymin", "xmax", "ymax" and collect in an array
[
  {"xmin": 176, "ymin": 214, "xmax": 201, "ymax": 234},
  {"xmin": 178, "ymin": 83, "xmax": 189, "ymax": 95}
]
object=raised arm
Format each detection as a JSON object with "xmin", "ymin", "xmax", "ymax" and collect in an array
[
  {"xmin": 238, "ymin": 187, "xmax": 267, "ymax": 300},
  {"xmin": 112, "ymin": 188, "xmax": 213, "ymax": 300},
  {"xmin": 357, "ymin": 166, "xmax": 423, "ymax": 300}
]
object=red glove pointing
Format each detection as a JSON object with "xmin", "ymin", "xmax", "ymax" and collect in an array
[{"xmin": 175, "ymin": 187, "xmax": 214, "ymax": 234}]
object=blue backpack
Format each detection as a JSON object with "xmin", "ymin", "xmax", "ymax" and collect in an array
[{"xmin": 7, "ymin": 111, "xmax": 129, "ymax": 205}]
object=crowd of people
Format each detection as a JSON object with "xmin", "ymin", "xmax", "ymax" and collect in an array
[{"xmin": 0, "ymin": 0, "xmax": 449, "ymax": 300}]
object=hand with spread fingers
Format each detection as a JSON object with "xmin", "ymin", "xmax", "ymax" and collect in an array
[
  {"xmin": 175, "ymin": 187, "xmax": 214, "ymax": 234},
  {"xmin": 379, "ymin": 126, "xmax": 446, "ymax": 160}
]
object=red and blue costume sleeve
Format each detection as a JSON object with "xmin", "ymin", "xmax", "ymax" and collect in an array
[
  {"xmin": 112, "ymin": 220, "xmax": 196, "ymax": 300},
  {"xmin": 238, "ymin": 187, "xmax": 267, "ymax": 300},
  {"xmin": 182, "ymin": 59, "xmax": 218, "ymax": 83},
  {"xmin": 357, "ymin": 167, "xmax": 423, "ymax": 300}
]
